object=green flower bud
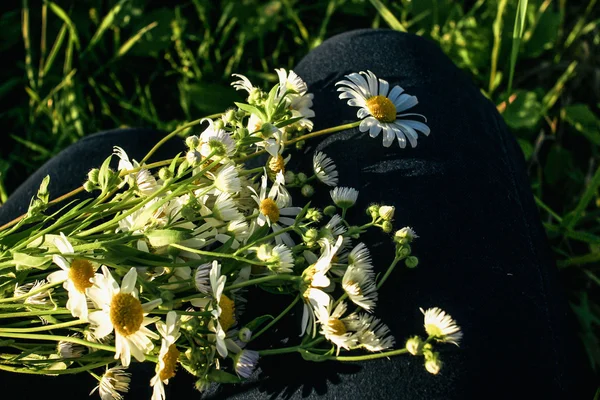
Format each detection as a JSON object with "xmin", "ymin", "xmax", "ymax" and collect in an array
[
  {"xmin": 238, "ymin": 327, "xmax": 252, "ymax": 343},
  {"xmin": 306, "ymin": 208, "xmax": 322, "ymax": 222},
  {"xmin": 238, "ymin": 127, "xmax": 249, "ymax": 138},
  {"xmin": 301, "ymin": 184, "xmax": 314, "ymax": 197},
  {"xmin": 303, "ymin": 228, "xmax": 319, "ymax": 245},
  {"xmin": 213, "ymin": 119, "xmax": 224, "ymax": 130},
  {"xmin": 284, "ymin": 171, "xmax": 296, "ymax": 184},
  {"xmin": 296, "ymin": 172, "xmax": 308, "ymax": 183},
  {"xmin": 367, "ymin": 204, "xmax": 380, "ymax": 215},
  {"xmin": 223, "ymin": 109, "xmax": 236, "ymax": 124},
  {"xmin": 295, "ymin": 140, "xmax": 305, "ymax": 150},
  {"xmin": 83, "ymin": 181, "xmax": 96, "ymax": 193},
  {"xmin": 87, "ymin": 168, "xmax": 100, "ymax": 184},
  {"xmin": 381, "ymin": 221, "xmax": 393, "ymax": 233},
  {"xmin": 185, "ymin": 135, "xmax": 199, "ymax": 149},
  {"xmin": 425, "ymin": 355, "xmax": 442, "ymax": 375},
  {"xmin": 405, "ymin": 336, "xmax": 423, "ymax": 356},
  {"xmin": 323, "ymin": 205, "xmax": 337, "ymax": 216},
  {"xmin": 394, "ymin": 227, "xmax": 418, "ymax": 243},
  {"xmin": 186, "ymin": 150, "xmax": 201, "ymax": 167},
  {"xmin": 397, "ymin": 244, "xmax": 412, "ymax": 258},
  {"xmin": 158, "ymin": 167, "xmax": 173, "ymax": 181},
  {"xmin": 405, "ymin": 256, "xmax": 419, "ymax": 268}
]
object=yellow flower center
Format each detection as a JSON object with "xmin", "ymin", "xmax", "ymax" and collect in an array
[
  {"xmin": 68, "ymin": 259, "xmax": 95, "ymax": 293},
  {"xmin": 159, "ymin": 344, "xmax": 180, "ymax": 381},
  {"xmin": 268, "ymin": 155, "xmax": 285, "ymax": 174},
  {"xmin": 301, "ymin": 265, "xmax": 317, "ymax": 299},
  {"xmin": 219, "ymin": 294, "xmax": 236, "ymax": 332},
  {"xmin": 328, "ymin": 318, "xmax": 347, "ymax": 336},
  {"xmin": 425, "ymin": 324, "xmax": 444, "ymax": 338},
  {"xmin": 110, "ymin": 292, "xmax": 144, "ymax": 337},
  {"xmin": 259, "ymin": 198, "xmax": 280, "ymax": 223},
  {"xmin": 366, "ymin": 95, "xmax": 397, "ymax": 123}
]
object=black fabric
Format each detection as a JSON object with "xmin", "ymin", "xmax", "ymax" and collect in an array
[{"xmin": 0, "ymin": 29, "xmax": 594, "ymax": 400}]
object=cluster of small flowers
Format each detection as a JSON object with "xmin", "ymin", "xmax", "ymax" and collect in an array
[{"xmin": 0, "ymin": 68, "xmax": 461, "ymax": 400}]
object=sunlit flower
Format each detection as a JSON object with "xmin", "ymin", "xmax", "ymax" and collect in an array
[
  {"xmin": 194, "ymin": 262, "xmax": 213, "ymax": 294},
  {"xmin": 256, "ymin": 243, "xmax": 294, "ymax": 274},
  {"xmin": 275, "ymin": 68, "xmax": 308, "ymax": 97},
  {"xmin": 345, "ymin": 313, "xmax": 395, "ymax": 352},
  {"xmin": 199, "ymin": 119, "xmax": 236, "ymax": 159},
  {"xmin": 47, "ymin": 233, "xmax": 100, "ymax": 320},
  {"xmin": 313, "ymin": 152, "xmax": 338, "ymax": 187},
  {"xmin": 342, "ymin": 265, "xmax": 377, "ymax": 311},
  {"xmin": 300, "ymin": 236, "xmax": 344, "ymax": 336},
  {"xmin": 231, "ymin": 73, "xmax": 255, "ymax": 94},
  {"xmin": 87, "ymin": 267, "xmax": 161, "ymax": 367},
  {"xmin": 90, "ymin": 365, "xmax": 131, "ymax": 400},
  {"xmin": 421, "ymin": 307, "xmax": 462, "ymax": 346},
  {"xmin": 336, "ymin": 70, "xmax": 430, "ymax": 148},
  {"xmin": 151, "ymin": 311, "xmax": 182, "ymax": 400},
  {"xmin": 314, "ymin": 301, "xmax": 358, "ymax": 355},
  {"xmin": 330, "ymin": 187, "xmax": 359, "ymax": 208},
  {"xmin": 249, "ymin": 172, "xmax": 301, "ymax": 247},
  {"xmin": 210, "ymin": 164, "xmax": 241, "ymax": 194},
  {"xmin": 113, "ymin": 146, "xmax": 158, "ymax": 195},
  {"xmin": 14, "ymin": 280, "xmax": 52, "ymax": 306}
]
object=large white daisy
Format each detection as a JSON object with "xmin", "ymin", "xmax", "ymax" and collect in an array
[
  {"xmin": 47, "ymin": 233, "xmax": 100, "ymax": 320},
  {"xmin": 314, "ymin": 301, "xmax": 359, "ymax": 355},
  {"xmin": 87, "ymin": 267, "xmax": 161, "ymax": 367},
  {"xmin": 335, "ymin": 70, "xmax": 430, "ymax": 148},
  {"xmin": 421, "ymin": 307, "xmax": 463, "ymax": 346}
]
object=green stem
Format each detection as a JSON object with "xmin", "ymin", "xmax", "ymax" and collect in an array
[
  {"xmin": 376, "ymin": 256, "xmax": 402, "ymax": 290},
  {"xmin": 0, "ymin": 360, "xmax": 113, "ymax": 375},
  {"xmin": 0, "ymin": 319, "xmax": 85, "ymax": 333},
  {"xmin": 0, "ymin": 310, "xmax": 72, "ymax": 319},
  {"xmin": 0, "ymin": 281, "xmax": 63, "ymax": 304},
  {"xmin": 140, "ymin": 114, "xmax": 222, "ymax": 164},
  {"xmin": 327, "ymin": 348, "xmax": 409, "ymax": 361},
  {"xmin": 258, "ymin": 345, "xmax": 302, "ymax": 356},
  {"xmin": 250, "ymin": 295, "xmax": 300, "ymax": 343},
  {"xmin": 234, "ymin": 225, "xmax": 296, "ymax": 255},
  {"xmin": 169, "ymin": 243, "xmax": 267, "ymax": 266}
]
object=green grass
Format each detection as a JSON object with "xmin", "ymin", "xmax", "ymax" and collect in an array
[{"xmin": 1, "ymin": 0, "xmax": 599, "ymax": 391}]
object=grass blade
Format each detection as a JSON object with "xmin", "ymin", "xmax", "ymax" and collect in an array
[
  {"xmin": 507, "ymin": 0, "xmax": 528, "ymax": 94},
  {"xmin": 563, "ymin": 163, "xmax": 600, "ymax": 230},
  {"xmin": 368, "ymin": 0, "xmax": 406, "ymax": 32},
  {"xmin": 42, "ymin": 23, "xmax": 67, "ymax": 77},
  {"xmin": 21, "ymin": 0, "xmax": 36, "ymax": 90},
  {"xmin": 116, "ymin": 21, "xmax": 158, "ymax": 58},
  {"xmin": 85, "ymin": 0, "xmax": 128, "ymax": 54},
  {"xmin": 489, "ymin": 0, "xmax": 508, "ymax": 94},
  {"xmin": 45, "ymin": 1, "xmax": 80, "ymax": 50}
]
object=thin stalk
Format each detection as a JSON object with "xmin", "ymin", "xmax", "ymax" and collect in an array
[{"xmin": 249, "ymin": 295, "xmax": 300, "ymax": 342}]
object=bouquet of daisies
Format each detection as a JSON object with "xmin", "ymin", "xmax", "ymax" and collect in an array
[{"xmin": 0, "ymin": 68, "xmax": 461, "ymax": 400}]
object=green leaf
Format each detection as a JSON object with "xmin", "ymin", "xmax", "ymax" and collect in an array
[
  {"xmin": 45, "ymin": 1, "xmax": 80, "ymax": 50},
  {"xmin": 235, "ymin": 102, "xmax": 267, "ymax": 121},
  {"xmin": 12, "ymin": 252, "xmax": 50, "ymax": 270},
  {"xmin": 502, "ymin": 91, "xmax": 542, "ymax": 130},
  {"xmin": 116, "ymin": 21, "xmax": 158, "ymax": 58},
  {"xmin": 86, "ymin": 0, "xmax": 128, "ymax": 53},
  {"xmin": 517, "ymin": 139, "xmax": 534, "ymax": 160},
  {"xmin": 243, "ymin": 314, "xmax": 274, "ymax": 333},
  {"xmin": 145, "ymin": 229, "xmax": 192, "ymax": 248},
  {"xmin": 523, "ymin": 9, "xmax": 560, "ymax": 58},
  {"xmin": 563, "ymin": 104, "xmax": 600, "ymax": 146},
  {"xmin": 368, "ymin": 0, "xmax": 406, "ymax": 32},
  {"xmin": 508, "ymin": 0, "xmax": 528, "ymax": 93}
]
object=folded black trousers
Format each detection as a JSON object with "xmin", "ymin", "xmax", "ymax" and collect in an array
[{"xmin": 0, "ymin": 29, "xmax": 594, "ymax": 400}]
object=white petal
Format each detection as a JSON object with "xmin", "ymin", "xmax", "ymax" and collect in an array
[{"xmin": 121, "ymin": 268, "xmax": 138, "ymax": 294}]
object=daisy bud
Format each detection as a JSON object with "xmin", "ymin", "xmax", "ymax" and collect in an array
[
  {"xmin": 213, "ymin": 119, "xmax": 225, "ymax": 130},
  {"xmin": 87, "ymin": 168, "xmax": 99, "ymax": 184},
  {"xmin": 405, "ymin": 336, "xmax": 423, "ymax": 356},
  {"xmin": 186, "ymin": 150, "xmax": 201, "ymax": 167},
  {"xmin": 425, "ymin": 355, "xmax": 442, "ymax": 375},
  {"xmin": 301, "ymin": 184, "xmax": 314, "ymax": 197},
  {"xmin": 83, "ymin": 181, "xmax": 96, "ymax": 193},
  {"xmin": 303, "ymin": 228, "xmax": 319, "ymax": 246},
  {"xmin": 295, "ymin": 140, "xmax": 305, "ymax": 150},
  {"xmin": 397, "ymin": 244, "xmax": 411, "ymax": 258},
  {"xmin": 405, "ymin": 256, "xmax": 419, "ymax": 269},
  {"xmin": 235, "ymin": 110, "xmax": 246, "ymax": 120},
  {"xmin": 284, "ymin": 170, "xmax": 295, "ymax": 184},
  {"xmin": 367, "ymin": 204, "xmax": 380, "ymax": 216},
  {"xmin": 223, "ymin": 109, "xmax": 236, "ymax": 124},
  {"xmin": 185, "ymin": 135, "xmax": 200, "ymax": 149},
  {"xmin": 195, "ymin": 377, "xmax": 211, "ymax": 393},
  {"xmin": 306, "ymin": 208, "xmax": 322, "ymax": 222},
  {"xmin": 394, "ymin": 227, "xmax": 418, "ymax": 244},
  {"xmin": 297, "ymin": 172, "xmax": 308, "ymax": 183},
  {"xmin": 323, "ymin": 205, "xmax": 337, "ymax": 217},
  {"xmin": 238, "ymin": 127, "xmax": 249, "ymax": 138},
  {"xmin": 381, "ymin": 221, "xmax": 393, "ymax": 233},
  {"xmin": 158, "ymin": 167, "xmax": 173, "ymax": 181},
  {"xmin": 379, "ymin": 205, "xmax": 395, "ymax": 221},
  {"xmin": 238, "ymin": 327, "xmax": 252, "ymax": 343}
]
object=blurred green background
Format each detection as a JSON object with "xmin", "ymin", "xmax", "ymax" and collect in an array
[{"xmin": 0, "ymin": 0, "xmax": 598, "ymax": 392}]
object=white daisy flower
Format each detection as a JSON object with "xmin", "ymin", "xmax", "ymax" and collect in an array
[
  {"xmin": 342, "ymin": 265, "xmax": 377, "ymax": 311},
  {"xmin": 300, "ymin": 236, "xmax": 344, "ymax": 336},
  {"xmin": 90, "ymin": 365, "xmax": 131, "ymax": 400},
  {"xmin": 256, "ymin": 243, "xmax": 294, "ymax": 274},
  {"xmin": 314, "ymin": 301, "xmax": 359, "ymax": 355},
  {"xmin": 47, "ymin": 233, "xmax": 99, "ymax": 320},
  {"xmin": 113, "ymin": 146, "xmax": 158, "ymax": 195},
  {"xmin": 215, "ymin": 219, "xmax": 250, "ymax": 250},
  {"xmin": 421, "ymin": 307, "xmax": 462, "ymax": 346},
  {"xmin": 57, "ymin": 339, "xmax": 86, "ymax": 358},
  {"xmin": 190, "ymin": 261, "xmax": 231, "ymax": 358},
  {"xmin": 330, "ymin": 187, "xmax": 359, "ymax": 208},
  {"xmin": 151, "ymin": 311, "xmax": 182, "ymax": 400},
  {"xmin": 347, "ymin": 242, "xmax": 373, "ymax": 271},
  {"xmin": 289, "ymin": 93, "xmax": 315, "ymax": 131},
  {"xmin": 194, "ymin": 262, "xmax": 213, "ymax": 295},
  {"xmin": 233, "ymin": 349, "xmax": 260, "ymax": 379},
  {"xmin": 199, "ymin": 119, "xmax": 237, "ymax": 159},
  {"xmin": 313, "ymin": 152, "xmax": 339, "ymax": 187},
  {"xmin": 275, "ymin": 68, "xmax": 308, "ymax": 97},
  {"xmin": 335, "ymin": 70, "xmax": 430, "ymax": 148},
  {"xmin": 87, "ymin": 267, "xmax": 161, "ymax": 367},
  {"xmin": 202, "ymin": 192, "xmax": 243, "ymax": 223},
  {"xmin": 249, "ymin": 172, "xmax": 301, "ymax": 247},
  {"xmin": 395, "ymin": 226, "xmax": 418, "ymax": 242},
  {"xmin": 345, "ymin": 313, "xmax": 395, "ymax": 352},
  {"xmin": 231, "ymin": 73, "xmax": 255, "ymax": 94},
  {"xmin": 210, "ymin": 164, "xmax": 241, "ymax": 194}
]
